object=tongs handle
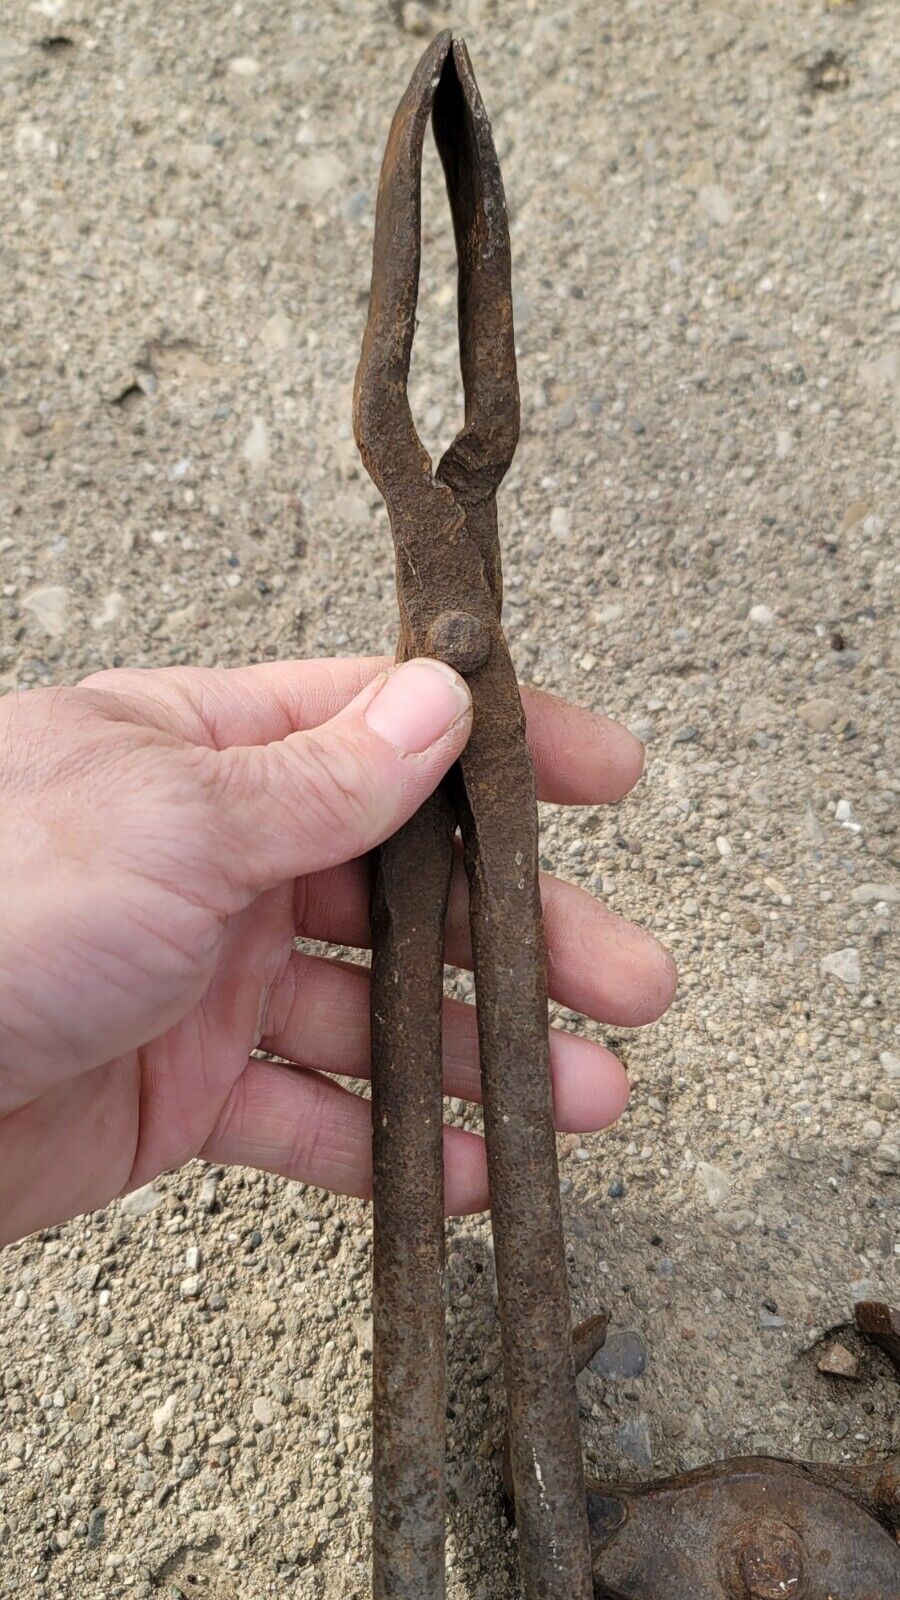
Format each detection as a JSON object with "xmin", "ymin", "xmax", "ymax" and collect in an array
[
  {"xmin": 456, "ymin": 651, "xmax": 592, "ymax": 1598},
  {"xmin": 370, "ymin": 791, "xmax": 454, "ymax": 1598}
]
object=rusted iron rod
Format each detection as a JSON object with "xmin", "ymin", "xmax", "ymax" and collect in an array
[
  {"xmin": 370, "ymin": 793, "xmax": 454, "ymax": 1596},
  {"xmin": 354, "ymin": 30, "xmax": 592, "ymax": 1600}
]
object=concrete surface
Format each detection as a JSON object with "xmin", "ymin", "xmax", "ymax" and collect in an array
[{"xmin": 0, "ymin": 1, "xmax": 897, "ymax": 1595}]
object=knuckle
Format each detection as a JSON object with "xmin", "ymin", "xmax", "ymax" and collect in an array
[
  {"xmin": 652, "ymin": 945, "xmax": 679, "ymax": 1015},
  {"xmin": 78, "ymin": 667, "xmax": 144, "ymax": 700},
  {"xmin": 259, "ymin": 947, "xmax": 301, "ymax": 1046},
  {"xmin": 1, "ymin": 686, "xmax": 102, "ymax": 795},
  {"xmin": 287, "ymin": 1070, "xmax": 331, "ymax": 1175},
  {"xmin": 285, "ymin": 734, "xmax": 376, "ymax": 857}
]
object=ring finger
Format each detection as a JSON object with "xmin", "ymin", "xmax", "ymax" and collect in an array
[
  {"xmin": 295, "ymin": 852, "xmax": 676, "ymax": 1028},
  {"xmin": 260, "ymin": 950, "xmax": 630, "ymax": 1133}
]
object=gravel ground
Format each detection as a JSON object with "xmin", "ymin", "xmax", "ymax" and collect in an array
[{"xmin": 1, "ymin": 1, "xmax": 897, "ymax": 1595}]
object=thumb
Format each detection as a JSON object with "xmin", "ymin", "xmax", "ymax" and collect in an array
[{"xmin": 218, "ymin": 658, "xmax": 472, "ymax": 888}]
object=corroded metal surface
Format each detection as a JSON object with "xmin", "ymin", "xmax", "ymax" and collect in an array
[
  {"xmin": 354, "ymin": 29, "xmax": 591, "ymax": 1600},
  {"xmin": 585, "ymin": 1457, "xmax": 900, "ymax": 1600},
  {"xmin": 353, "ymin": 31, "xmax": 899, "ymax": 1600},
  {"xmin": 856, "ymin": 1298, "xmax": 900, "ymax": 1372},
  {"xmin": 369, "ymin": 790, "xmax": 455, "ymax": 1596},
  {"xmin": 507, "ymin": 1311, "xmax": 900, "ymax": 1598}
]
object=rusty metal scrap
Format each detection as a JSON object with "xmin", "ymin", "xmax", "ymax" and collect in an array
[
  {"xmin": 856, "ymin": 1297, "xmax": 900, "ymax": 1373},
  {"xmin": 504, "ymin": 1308, "xmax": 900, "ymax": 1598},
  {"xmin": 354, "ymin": 28, "xmax": 591, "ymax": 1600},
  {"xmin": 584, "ymin": 1457, "xmax": 899, "ymax": 1600}
]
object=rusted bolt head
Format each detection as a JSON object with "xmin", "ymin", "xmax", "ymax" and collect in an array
[
  {"xmin": 425, "ymin": 610, "xmax": 491, "ymax": 675},
  {"xmin": 723, "ymin": 1521, "xmax": 805, "ymax": 1599}
]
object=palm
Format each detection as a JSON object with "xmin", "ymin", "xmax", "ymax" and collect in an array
[
  {"xmin": 118, "ymin": 882, "xmax": 299, "ymax": 1191},
  {"xmin": 0, "ymin": 687, "xmax": 301, "ymax": 1235}
]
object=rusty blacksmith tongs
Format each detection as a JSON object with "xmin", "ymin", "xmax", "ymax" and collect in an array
[{"xmin": 354, "ymin": 29, "xmax": 592, "ymax": 1600}]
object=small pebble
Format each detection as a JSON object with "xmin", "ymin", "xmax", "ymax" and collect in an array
[
  {"xmin": 820, "ymin": 948, "xmax": 861, "ymax": 988},
  {"xmin": 817, "ymin": 1343, "xmax": 859, "ymax": 1379},
  {"xmin": 798, "ymin": 697, "xmax": 838, "ymax": 732},
  {"xmin": 616, "ymin": 1414, "xmax": 653, "ymax": 1467},
  {"xmin": 549, "ymin": 506, "xmax": 571, "ymax": 540},
  {"xmin": 23, "ymin": 584, "xmax": 69, "ymax": 637},
  {"xmin": 86, "ymin": 1508, "xmax": 106, "ymax": 1549},
  {"xmin": 252, "ymin": 1396, "xmax": 274, "ymax": 1426},
  {"xmin": 261, "ymin": 309, "xmax": 293, "ymax": 352},
  {"xmin": 759, "ymin": 1307, "xmax": 786, "ymax": 1330},
  {"xmin": 694, "ymin": 1162, "xmax": 730, "ymax": 1209},
  {"xmin": 401, "ymin": 0, "xmax": 434, "ymax": 33},
  {"xmin": 851, "ymin": 882, "xmax": 900, "ymax": 906},
  {"xmin": 590, "ymin": 1331, "xmax": 648, "ymax": 1380},
  {"xmin": 91, "ymin": 591, "xmax": 126, "ymax": 630},
  {"xmin": 120, "ymin": 1184, "xmax": 162, "ymax": 1219},
  {"xmin": 152, "ymin": 1395, "xmax": 177, "ymax": 1436},
  {"xmin": 242, "ymin": 416, "xmax": 269, "ymax": 468},
  {"xmin": 698, "ymin": 183, "xmax": 733, "ymax": 225},
  {"xmin": 873, "ymin": 1140, "xmax": 900, "ymax": 1176},
  {"xmin": 210, "ymin": 1425, "xmax": 238, "ymax": 1448}
]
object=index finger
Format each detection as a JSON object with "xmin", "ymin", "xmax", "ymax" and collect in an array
[{"xmin": 81, "ymin": 657, "xmax": 644, "ymax": 806}]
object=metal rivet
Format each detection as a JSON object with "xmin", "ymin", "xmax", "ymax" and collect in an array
[
  {"xmin": 425, "ymin": 609, "xmax": 491, "ymax": 675},
  {"xmin": 729, "ymin": 1523, "xmax": 805, "ymax": 1599}
]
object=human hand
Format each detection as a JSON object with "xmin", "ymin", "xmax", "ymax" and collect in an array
[{"xmin": 0, "ymin": 657, "xmax": 675, "ymax": 1245}]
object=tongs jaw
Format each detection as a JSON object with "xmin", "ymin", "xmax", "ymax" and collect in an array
[
  {"xmin": 355, "ymin": 31, "xmax": 592, "ymax": 1600},
  {"xmin": 354, "ymin": 32, "xmax": 519, "ymax": 525}
]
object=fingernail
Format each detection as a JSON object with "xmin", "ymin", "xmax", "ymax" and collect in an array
[{"xmin": 364, "ymin": 658, "xmax": 472, "ymax": 754}]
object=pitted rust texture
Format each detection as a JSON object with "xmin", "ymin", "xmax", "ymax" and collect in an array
[
  {"xmin": 509, "ymin": 1309, "xmax": 900, "ymax": 1599},
  {"xmin": 856, "ymin": 1297, "xmax": 900, "ymax": 1371},
  {"xmin": 586, "ymin": 1461, "xmax": 899, "ymax": 1600},
  {"xmin": 368, "ymin": 789, "xmax": 455, "ymax": 1595},
  {"xmin": 354, "ymin": 29, "xmax": 591, "ymax": 1600}
]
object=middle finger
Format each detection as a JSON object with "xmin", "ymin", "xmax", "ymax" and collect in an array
[
  {"xmin": 260, "ymin": 950, "xmax": 630, "ymax": 1133},
  {"xmin": 294, "ymin": 853, "xmax": 676, "ymax": 1028}
]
